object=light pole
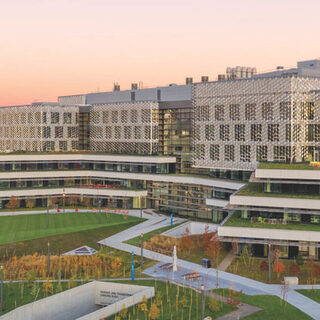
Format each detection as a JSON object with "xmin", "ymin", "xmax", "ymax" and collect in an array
[
  {"xmin": 131, "ymin": 251, "xmax": 135, "ymax": 281},
  {"xmin": 62, "ymin": 191, "xmax": 66, "ymax": 214},
  {"xmin": 140, "ymin": 233, "xmax": 144, "ymax": 272},
  {"xmin": 268, "ymin": 243, "xmax": 272, "ymax": 282},
  {"xmin": 47, "ymin": 241, "xmax": 50, "ymax": 278},
  {"xmin": 201, "ymin": 283, "xmax": 205, "ymax": 320},
  {"xmin": 0, "ymin": 264, "xmax": 3, "ymax": 312},
  {"xmin": 46, "ymin": 198, "xmax": 49, "ymax": 230},
  {"xmin": 98, "ymin": 198, "xmax": 102, "ymax": 224}
]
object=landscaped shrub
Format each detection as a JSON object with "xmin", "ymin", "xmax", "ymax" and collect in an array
[
  {"xmin": 260, "ymin": 260, "xmax": 268, "ymax": 272},
  {"xmin": 289, "ymin": 263, "xmax": 301, "ymax": 276}
]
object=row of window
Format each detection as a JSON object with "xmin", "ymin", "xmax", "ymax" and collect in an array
[
  {"xmin": 0, "ymin": 112, "xmax": 76, "ymax": 125},
  {"xmin": 195, "ymin": 124, "xmax": 320, "ymax": 142},
  {"xmin": 195, "ymin": 102, "xmax": 315, "ymax": 121},
  {"xmin": 194, "ymin": 144, "xmax": 296, "ymax": 162},
  {"xmin": 91, "ymin": 125, "xmax": 158, "ymax": 140},
  {"xmin": 90, "ymin": 109, "xmax": 155, "ymax": 124}
]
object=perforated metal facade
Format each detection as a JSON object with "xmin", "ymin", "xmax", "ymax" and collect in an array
[
  {"xmin": 0, "ymin": 105, "xmax": 79, "ymax": 152},
  {"xmin": 192, "ymin": 77, "xmax": 320, "ymax": 170},
  {"xmin": 89, "ymin": 101, "xmax": 159, "ymax": 154}
]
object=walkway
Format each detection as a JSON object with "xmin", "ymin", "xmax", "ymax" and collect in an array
[
  {"xmin": 99, "ymin": 211, "xmax": 320, "ymax": 320},
  {"xmin": 217, "ymin": 251, "xmax": 235, "ymax": 271}
]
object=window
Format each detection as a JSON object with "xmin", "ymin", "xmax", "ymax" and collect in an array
[
  {"xmin": 245, "ymin": 103, "xmax": 256, "ymax": 120},
  {"xmin": 195, "ymin": 105, "xmax": 209, "ymax": 121},
  {"xmin": 251, "ymin": 124, "xmax": 262, "ymax": 142},
  {"xmin": 195, "ymin": 144, "xmax": 205, "ymax": 160},
  {"xmin": 68, "ymin": 127, "xmax": 78, "ymax": 138},
  {"xmin": 131, "ymin": 110, "xmax": 138, "ymax": 123},
  {"xmin": 219, "ymin": 125, "xmax": 230, "ymax": 141},
  {"xmin": 225, "ymin": 145, "xmax": 234, "ymax": 161},
  {"xmin": 102, "ymin": 111, "xmax": 109, "ymax": 123},
  {"xmin": 59, "ymin": 141, "xmax": 67, "ymax": 150},
  {"xmin": 194, "ymin": 125, "xmax": 201, "ymax": 140},
  {"xmin": 63, "ymin": 113, "xmax": 72, "ymax": 124},
  {"xmin": 141, "ymin": 109, "xmax": 151, "ymax": 123},
  {"xmin": 293, "ymin": 124, "xmax": 301, "ymax": 142},
  {"xmin": 274, "ymin": 146, "xmax": 291, "ymax": 161},
  {"xmin": 240, "ymin": 145, "xmax": 251, "ymax": 162},
  {"xmin": 105, "ymin": 126, "xmax": 112, "ymax": 139},
  {"xmin": 152, "ymin": 125, "xmax": 158, "ymax": 140},
  {"xmin": 215, "ymin": 105, "xmax": 224, "ymax": 121},
  {"xmin": 121, "ymin": 110, "xmax": 128, "ymax": 123},
  {"xmin": 300, "ymin": 102, "xmax": 314, "ymax": 120},
  {"xmin": 257, "ymin": 146, "xmax": 268, "ymax": 161},
  {"xmin": 145, "ymin": 126, "xmax": 150, "ymax": 139},
  {"xmin": 205, "ymin": 125, "xmax": 214, "ymax": 140},
  {"xmin": 210, "ymin": 145, "xmax": 219, "ymax": 161},
  {"xmin": 114, "ymin": 126, "xmax": 121, "ymax": 139},
  {"xmin": 111, "ymin": 110, "xmax": 118, "ymax": 123},
  {"xmin": 286, "ymin": 124, "xmax": 291, "ymax": 141},
  {"xmin": 235, "ymin": 124, "xmax": 245, "ymax": 141},
  {"xmin": 280, "ymin": 102, "xmax": 291, "ymax": 120},
  {"xmin": 55, "ymin": 127, "xmax": 64, "ymax": 138},
  {"xmin": 51, "ymin": 112, "xmax": 59, "ymax": 124},
  {"xmin": 262, "ymin": 103, "xmax": 273, "ymax": 120},
  {"xmin": 134, "ymin": 126, "xmax": 141, "ymax": 139},
  {"xmin": 124, "ymin": 126, "xmax": 131, "ymax": 139},
  {"xmin": 42, "ymin": 127, "xmax": 51, "ymax": 139},
  {"xmin": 229, "ymin": 104, "xmax": 240, "ymax": 121},
  {"xmin": 42, "ymin": 112, "xmax": 47, "ymax": 124},
  {"xmin": 268, "ymin": 124, "xmax": 279, "ymax": 142}
]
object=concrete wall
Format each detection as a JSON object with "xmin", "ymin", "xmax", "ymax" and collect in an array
[
  {"xmin": 230, "ymin": 194, "xmax": 320, "ymax": 210},
  {"xmin": 218, "ymin": 226, "xmax": 320, "ymax": 242},
  {"xmin": 255, "ymin": 168, "xmax": 320, "ymax": 180},
  {"xmin": 163, "ymin": 221, "xmax": 218, "ymax": 238}
]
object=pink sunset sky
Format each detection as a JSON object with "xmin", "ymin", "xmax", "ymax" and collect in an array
[{"xmin": 0, "ymin": 0, "xmax": 320, "ymax": 106}]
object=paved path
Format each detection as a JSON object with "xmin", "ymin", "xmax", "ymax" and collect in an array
[
  {"xmin": 217, "ymin": 251, "xmax": 235, "ymax": 271},
  {"xmin": 99, "ymin": 211, "xmax": 320, "ymax": 320}
]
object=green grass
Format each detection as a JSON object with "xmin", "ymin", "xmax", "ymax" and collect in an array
[
  {"xmin": 296, "ymin": 289, "xmax": 320, "ymax": 303},
  {"xmin": 0, "ymin": 220, "xmax": 141, "ymax": 256},
  {"xmin": 107, "ymin": 280, "xmax": 236, "ymax": 320},
  {"xmin": 0, "ymin": 281, "xmax": 82, "ymax": 316},
  {"xmin": 212, "ymin": 289, "xmax": 312, "ymax": 320},
  {"xmin": 259, "ymin": 162, "xmax": 316, "ymax": 170},
  {"xmin": 236, "ymin": 183, "xmax": 320, "ymax": 200},
  {"xmin": 225, "ymin": 211, "xmax": 320, "ymax": 231},
  {"xmin": 0, "ymin": 212, "xmax": 143, "ymax": 246}
]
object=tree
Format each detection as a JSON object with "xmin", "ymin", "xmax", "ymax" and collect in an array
[
  {"xmin": 312, "ymin": 263, "xmax": 320, "ymax": 279},
  {"xmin": 209, "ymin": 296, "xmax": 220, "ymax": 312},
  {"xmin": 296, "ymin": 251, "xmax": 304, "ymax": 266},
  {"xmin": 119, "ymin": 304, "xmax": 128, "ymax": 319},
  {"xmin": 5, "ymin": 195, "xmax": 20, "ymax": 210},
  {"xmin": 149, "ymin": 302, "xmax": 160, "ymax": 319},
  {"xmin": 25, "ymin": 198, "xmax": 35, "ymax": 209},
  {"xmin": 82, "ymin": 197, "xmax": 91, "ymax": 208},
  {"xmin": 260, "ymin": 260, "xmax": 268, "ymax": 272},
  {"xmin": 48, "ymin": 197, "xmax": 59, "ymax": 208},
  {"xmin": 66, "ymin": 194, "xmax": 79, "ymax": 207},
  {"xmin": 206, "ymin": 234, "xmax": 221, "ymax": 263},
  {"xmin": 202, "ymin": 225, "xmax": 211, "ymax": 249},
  {"xmin": 240, "ymin": 245, "xmax": 250, "ymax": 266},
  {"xmin": 274, "ymin": 261, "xmax": 285, "ymax": 279},
  {"xmin": 289, "ymin": 263, "xmax": 301, "ymax": 276}
]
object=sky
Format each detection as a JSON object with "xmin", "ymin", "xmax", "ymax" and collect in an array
[{"xmin": 0, "ymin": 0, "xmax": 320, "ymax": 106}]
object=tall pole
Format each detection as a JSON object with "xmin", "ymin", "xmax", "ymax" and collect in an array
[
  {"xmin": 268, "ymin": 243, "xmax": 271, "ymax": 283},
  {"xmin": 0, "ymin": 264, "xmax": 3, "ymax": 312},
  {"xmin": 131, "ymin": 251, "xmax": 135, "ymax": 281},
  {"xmin": 201, "ymin": 284, "xmax": 205, "ymax": 320},
  {"xmin": 47, "ymin": 241, "xmax": 50, "ymax": 278},
  {"xmin": 62, "ymin": 191, "xmax": 66, "ymax": 214},
  {"xmin": 46, "ymin": 198, "xmax": 49, "ymax": 230},
  {"xmin": 140, "ymin": 233, "xmax": 144, "ymax": 272}
]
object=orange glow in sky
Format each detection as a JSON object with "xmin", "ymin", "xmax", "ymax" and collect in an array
[{"xmin": 0, "ymin": 0, "xmax": 320, "ymax": 106}]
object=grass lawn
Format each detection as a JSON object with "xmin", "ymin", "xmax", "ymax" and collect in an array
[
  {"xmin": 212, "ymin": 289, "xmax": 312, "ymax": 320},
  {"xmin": 296, "ymin": 289, "xmax": 320, "ymax": 303},
  {"xmin": 107, "ymin": 280, "xmax": 236, "ymax": 320},
  {"xmin": 227, "ymin": 256, "xmax": 320, "ymax": 285},
  {"xmin": 0, "ymin": 212, "xmax": 143, "ymax": 246},
  {"xmin": 225, "ymin": 211, "xmax": 320, "ymax": 231},
  {"xmin": 0, "ymin": 220, "xmax": 141, "ymax": 256},
  {"xmin": 0, "ymin": 281, "xmax": 82, "ymax": 316},
  {"xmin": 259, "ymin": 162, "xmax": 315, "ymax": 170}
]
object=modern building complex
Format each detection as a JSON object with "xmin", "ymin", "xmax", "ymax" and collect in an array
[{"xmin": 1, "ymin": 58, "xmax": 320, "ymax": 259}]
